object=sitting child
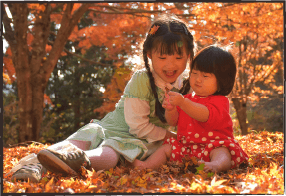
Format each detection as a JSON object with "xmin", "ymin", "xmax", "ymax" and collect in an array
[{"xmin": 132, "ymin": 45, "xmax": 249, "ymax": 173}]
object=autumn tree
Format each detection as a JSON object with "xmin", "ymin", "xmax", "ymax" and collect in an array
[
  {"xmin": 2, "ymin": 2, "xmax": 174, "ymax": 142},
  {"xmin": 3, "ymin": 2, "xmax": 283, "ymax": 142},
  {"xmin": 183, "ymin": 3, "xmax": 283, "ymax": 135},
  {"xmin": 3, "ymin": 3, "xmax": 92, "ymax": 142}
]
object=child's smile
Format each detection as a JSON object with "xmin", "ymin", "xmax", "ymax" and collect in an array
[
  {"xmin": 164, "ymin": 70, "xmax": 177, "ymax": 78},
  {"xmin": 148, "ymin": 49, "xmax": 190, "ymax": 83}
]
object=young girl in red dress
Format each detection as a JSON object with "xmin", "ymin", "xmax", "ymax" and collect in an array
[{"xmin": 132, "ymin": 45, "xmax": 249, "ymax": 173}]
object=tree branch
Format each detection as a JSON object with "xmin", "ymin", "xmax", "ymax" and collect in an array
[{"xmin": 42, "ymin": 3, "xmax": 91, "ymax": 83}]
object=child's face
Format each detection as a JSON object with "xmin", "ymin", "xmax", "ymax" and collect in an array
[
  {"xmin": 148, "ymin": 48, "xmax": 190, "ymax": 83},
  {"xmin": 190, "ymin": 68, "xmax": 218, "ymax": 97}
]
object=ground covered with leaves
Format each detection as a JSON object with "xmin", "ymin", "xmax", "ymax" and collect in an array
[{"xmin": 3, "ymin": 131, "xmax": 284, "ymax": 194}]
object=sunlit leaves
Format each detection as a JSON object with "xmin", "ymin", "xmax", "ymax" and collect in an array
[{"xmin": 3, "ymin": 131, "xmax": 284, "ymax": 194}]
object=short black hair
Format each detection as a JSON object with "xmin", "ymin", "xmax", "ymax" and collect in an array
[{"xmin": 191, "ymin": 45, "xmax": 237, "ymax": 96}]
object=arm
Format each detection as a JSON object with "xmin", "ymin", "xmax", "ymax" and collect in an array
[
  {"xmin": 124, "ymin": 98, "xmax": 176, "ymax": 142},
  {"xmin": 168, "ymin": 91, "xmax": 209, "ymax": 122}
]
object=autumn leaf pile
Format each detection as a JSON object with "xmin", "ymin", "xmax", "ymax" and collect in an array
[{"xmin": 3, "ymin": 131, "xmax": 284, "ymax": 194}]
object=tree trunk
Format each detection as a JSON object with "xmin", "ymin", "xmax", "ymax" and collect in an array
[
  {"xmin": 10, "ymin": 4, "xmax": 34, "ymax": 142},
  {"xmin": 231, "ymin": 97, "xmax": 248, "ymax": 135},
  {"xmin": 3, "ymin": 3, "xmax": 91, "ymax": 142}
]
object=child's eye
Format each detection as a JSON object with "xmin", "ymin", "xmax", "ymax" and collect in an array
[{"xmin": 158, "ymin": 57, "xmax": 166, "ymax": 59}]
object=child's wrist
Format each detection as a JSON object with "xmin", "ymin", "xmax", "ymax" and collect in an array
[{"xmin": 178, "ymin": 96, "xmax": 185, "ymax": 108}]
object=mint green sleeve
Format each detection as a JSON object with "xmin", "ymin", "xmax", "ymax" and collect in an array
[{"xmin": 124, "ymin": 70, "xmax": 152, "ymax": 101}]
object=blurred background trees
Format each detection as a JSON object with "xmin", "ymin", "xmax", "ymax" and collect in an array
[{"xmin": 2, "ymin": 2, "xmax": 283, "ymax": 146}]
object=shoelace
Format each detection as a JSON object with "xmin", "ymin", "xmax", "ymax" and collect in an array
[
  {"xmin": 22, "ymin": 163, "xmax": 43, "ymax": 174},
  {"xmin": 66, "ymin": 151, "xmax": 84, "ymax": 160}
]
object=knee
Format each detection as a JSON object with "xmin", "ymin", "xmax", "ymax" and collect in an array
[{"xmin": 210, "ymin": 147, "xmax": 231, "ymax": 160}]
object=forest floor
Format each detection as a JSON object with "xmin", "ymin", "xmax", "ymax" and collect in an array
[{"xmin": 3, "ymin": 131, "xmax": 284, "ymax": 194}]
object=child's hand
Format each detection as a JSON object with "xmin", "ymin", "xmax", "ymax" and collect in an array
[
  {"xmin": 168, "ymin": 91, "xmax": 185, "ymax": 107},
  {"xmin": 163, "ymin": 90, "xmax": 174, "ymax": 110},
  {"xmin": 164, "ymin": 130, "xmax": 177, "ymax": 140}
]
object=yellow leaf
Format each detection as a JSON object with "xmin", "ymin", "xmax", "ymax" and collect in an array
[{"xmin": 45, "ymin": 177, "xmax": 54, "ymax": 192}]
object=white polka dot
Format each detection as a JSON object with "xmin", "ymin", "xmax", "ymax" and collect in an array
[
  {"xmin": 198, "ymin": 153, "xmax": 201, "ymax": 157},
  {"xmin": 202, "ymin": 137, "xmax": 207, "ymax": 141},
  {"xmin": 230, "ymin": 143, "xmax": 235, "ymax": 147},
  {"xmin": 219, "ymin": 141, "xmax": 224, "ymax": 144},
  {"xmin": 234, "ymin": 139, "xmax": 238, "ymax": 143},
  {"xmin": 187, "ymin": 149, "xmax": 190, "ymax": 153},
  {"xmin": 188, "ymin": 132, "xmax": 191, "ymax": 134},
  {"xmin": 231, "ymin": 150, "xmax": 235, "ymax": 155},
  {"xmin": 190, "ymin": 141, "xmax": 194, "ymax": 143},
  {"xmin": 193, "ymin": 145, "xmax": 198, "ymax": 149},
  {"xmin": 215, "ymin": 136, "xmax": 220, "ymax": 139},
  {"xmin": 208, "ymin": 144, "xmax": 213, "ymax": 148},
  {"xmin": 240, "ymin": 152, "xmax": 243, "ymax": 157},
  {"xmin": 183, "ymin": 140, "xmax": 186, "ymax": 144},
  {"xmin": 231, "ymin": 160, "xmax": 235, "ymax": 165},
  {"xmin": 204, "ymin": 151, "xmax": 208, "ymax": 156},
  {"xmin": 187, "ymin": 136, "xmax": 190, "ymax": 139},
  {"xmin": 167, "ymin": 138, "xmax": 170, "ymax": 142},
  {"xmin": 195, "ymin": 133, "xmax": 200, "ymax": 138},
  {"xmin": 172, "ymin": 146, "xmax": 176, "ymax": 150},
  {"xmin": 172, "ymin": 153, "xmax": 175, "ymax": 158},
  {"xmin": 210, "ymin": 140, "xmax": 215, "ymax": 143},
  {"xmin": 182, "ymin": 147, "xmax": 185, "ymax": 152},
  {"xmin": 171, "ymin": 139, "xmax": 175, "ymax": 143},
  {"xmin": 237, "ymin": 157, "xmax": 241, "ymax": 162},
  {"xmin": 208, "ymin": 132, "xmax": 213, "ymax": 136},
  {"xmin": 228, "ymin": 137, "xmax": 231, "ymax": 140}
]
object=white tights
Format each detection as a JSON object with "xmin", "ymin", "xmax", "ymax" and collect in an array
[{"xmin": 48, "ymin": 140, "xmax": 120, "ymax": 171}]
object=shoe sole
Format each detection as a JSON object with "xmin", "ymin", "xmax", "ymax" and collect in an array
[{"xmin": 37, "ymin": 150, "xmax": 77, "ymax": 176}]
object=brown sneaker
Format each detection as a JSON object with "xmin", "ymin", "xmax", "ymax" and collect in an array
[
  {"xmin": 37, "ymin": 149, "xmax": 91, "ymax": 176},
  {"xmin": 11, "ymin": 163, "xmax": 47, "ymax": 183}
]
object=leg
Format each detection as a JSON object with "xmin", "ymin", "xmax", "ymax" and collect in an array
[
  {"xmin": 48, "ymin": 139, "xmax": 91, "ymax": 151},
  {"xmin": 132, "ymin": 144, "xmax": 172, "ymax": 170},
  {"xmin": 85, "ymin": 146, "xmax": 120, "ymax": 171},
  {"xmin": 199, "ymin": 147, "xmax": 232, "ymax": 173}
]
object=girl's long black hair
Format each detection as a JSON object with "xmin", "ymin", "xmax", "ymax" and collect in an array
[{"xmin": 143, "ymin": 14, "xmax": 195, "ymax": 123}]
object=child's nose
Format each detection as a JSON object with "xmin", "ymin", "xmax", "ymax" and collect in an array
[
  {"xmin": 165, "ymin": 58, "xmax": 176, "ymax": 68},
  {"xmin": 196, "ymin": 75, "xmax": 202, "ymax": 82}
]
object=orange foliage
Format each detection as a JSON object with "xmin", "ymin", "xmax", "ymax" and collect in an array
[
  {"xmin": 3, "ymin": 131, "xmax": 284, "ymax": 194},
  {"xmin": 94, "ymin": 67, "xmax": 131, "ymax": 118}
]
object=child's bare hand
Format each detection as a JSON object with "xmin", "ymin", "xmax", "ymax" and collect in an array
[
  {"xmin": 163, "ymin": 91, "xmax": 175, "ymax": 110},
  {"xmin": 168, "ymin": 91, "xmax": 185, "ymax": 107}
]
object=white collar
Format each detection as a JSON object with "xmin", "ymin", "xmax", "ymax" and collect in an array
[{"xmin": 151, "ymin": 69, "xmax": 185, "ymax": 92}]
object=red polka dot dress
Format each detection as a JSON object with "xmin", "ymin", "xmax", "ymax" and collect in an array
[{"xmin": 163, "ymin": 94, "xmax": 249, "ymax": 168}]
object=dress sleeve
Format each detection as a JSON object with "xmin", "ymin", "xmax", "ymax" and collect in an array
[
  {"xmin": 124, "ymin": 98, "xmax": 167, "ymax": 143},
  {"xmin": 124, "ymin": 70, "xmax": 152, "ymax": 101},
  {"xmin": 200, "ymin": 96, "xmax": 232, "ymax": 130}
]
